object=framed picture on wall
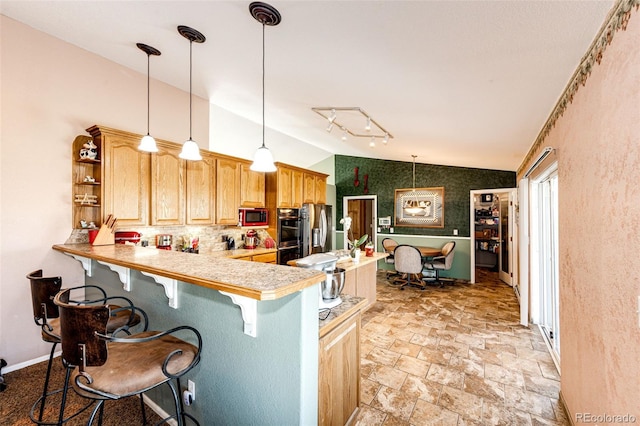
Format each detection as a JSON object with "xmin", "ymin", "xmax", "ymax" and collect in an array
[{"xmin": 394, "ymin": 187, "xmax": 444, "ymax": 228}]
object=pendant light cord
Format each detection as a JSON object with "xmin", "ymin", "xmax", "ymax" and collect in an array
[
  {"xmin": 261, "ymin": 22, "xmax": 266, "ymax": 149},
  {"xmin": 146, "ymin": 53, "xmax": 150, "ymax": 136},
  {"xmin": 189, "ymin": 40, "xmax": 193, "ymax": 141}
]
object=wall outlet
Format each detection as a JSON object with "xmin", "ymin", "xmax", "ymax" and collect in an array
[
  {"xmin": 188, "ymin": 379, "xmax": 196, "ymax": 401},
  {"xmin": 390, "ymin": 227, "xmax": 394, "ymax": 233},
  {"xmin": 453, "ymin": 229, "xmax": 458, "ymax": 236}
]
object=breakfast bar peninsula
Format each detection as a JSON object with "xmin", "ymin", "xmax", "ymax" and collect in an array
[{"xmin": 52, "ymin": 243, "xmax": 326, "ymax": 425}]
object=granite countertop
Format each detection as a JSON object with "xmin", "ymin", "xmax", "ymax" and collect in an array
[
  {"xmin": 288, "ymin": 251, "xmax": 388, "ymax": 271},
  {"xmin": 318, "ymin": 294, "xmax": 368, "ymax": 338},
  {"xmin": 52, "ymin": 244, "xmax": 323, "ymax": 301}
]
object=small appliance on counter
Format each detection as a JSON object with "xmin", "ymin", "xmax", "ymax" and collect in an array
[
  {"xmin": 295, "ymin": 253, "xmax": 345, "ymax": 309},
  {"xmin": 115, "ymin": 231, "xmax": 141, "ymax": 245},
  {"xmin": 156, "ymin": 234, "xmax": 172, "ymax": 250},
  {"xmin": 243, "ymin": 229, "xmax": 259, "ymax": 249}
]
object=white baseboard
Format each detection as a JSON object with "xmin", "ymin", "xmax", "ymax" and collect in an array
[
  {"xmin": 2, "ymin": 351, "xmax": 62, "ymax": 374},
  {"xmin": 142, "ymin": 394, "xmax": 177, "ymax": 426}
]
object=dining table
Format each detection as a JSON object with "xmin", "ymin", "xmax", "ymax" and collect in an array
[{"xmin": 384, "ymin": 241, "xmax": 442, "ymax": 258}]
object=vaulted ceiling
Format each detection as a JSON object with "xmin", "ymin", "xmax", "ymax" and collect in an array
[{"xmin": 1, "ymin": 1, "xmax": 615, "ymax": 171}]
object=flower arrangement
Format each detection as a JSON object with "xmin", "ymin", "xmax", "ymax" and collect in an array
[{"xmin": 340, "ymin": 216, "xmax": 368, "ymax": 257}]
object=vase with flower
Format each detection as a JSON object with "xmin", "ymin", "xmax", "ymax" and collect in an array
[{"xmin": 339, "ymin": 216, "xmax": 368, "ymax": 262}]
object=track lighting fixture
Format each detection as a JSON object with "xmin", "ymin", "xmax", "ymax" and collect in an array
[
  {"xmin": 137, "ymin": 43, "xmax": 161, "ymax": 152},
  {"xmin": 178, "ymin": 25, "xmax": 205, "ymax": 161},
  {"xmin": 311, "ymin": 107, "xmax": 393, "ymax": 147},
  {"xmin": 369, "ymin": 137, "xmax": 375, "ymax": 148},
  {"xmin": 249, "ymin": 1, "xmax": 280, "ymax": 173}
]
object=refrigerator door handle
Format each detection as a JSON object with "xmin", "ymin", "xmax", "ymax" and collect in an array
[{"xmin": 319, "ymin": 208, "xmax": 327, "ymax": 248}]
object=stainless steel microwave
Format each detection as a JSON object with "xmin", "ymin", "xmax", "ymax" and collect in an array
[{"xmin": 238, "ymin": 208, "xmax": 268, "ymax": 227}]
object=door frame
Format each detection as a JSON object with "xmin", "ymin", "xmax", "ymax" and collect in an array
[
  {"xmin": 342, "ymin": 195, "xmax": 378, "ymax": 251},
  {"xmin": 469, "ymin": 188, "xmax": 516, "ymax": 285}
]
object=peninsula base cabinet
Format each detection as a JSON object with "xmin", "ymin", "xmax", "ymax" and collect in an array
[
  {"xmin": 319, "ymin": 311, "xmax": 361, "ymax": 426},
  {"xmin": 342, "ymin": 261, "xmax": 377, "ymax": 307}
]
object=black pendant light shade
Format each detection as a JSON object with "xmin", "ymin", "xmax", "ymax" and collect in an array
[
  {"xmin": 178, "ymin": 25, "xmax": 205, "ymax": 161},
  {"xmin": 249, "ymin": 2, "xmax": 280, "ymax": 172},
  {"xmin": 136, "ymin": 43, "xmax": 161, "ymax": 152}
]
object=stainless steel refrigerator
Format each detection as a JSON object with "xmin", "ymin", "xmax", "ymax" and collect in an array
[{"xmin": 301, "ymin": 203, "xmax": 332, "ymax": 256}]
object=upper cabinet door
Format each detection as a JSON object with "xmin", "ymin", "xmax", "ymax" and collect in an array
[
  {"xmin": 291, "ymin": 169, "xmax": 304, "ymax": 208},
  {"xmin": 216, "ymin": 158, "xmax": 241, "ymax": 225},
  {"xmin": 240, "ymin": 163, "xmax": 265, "ymax": 208},
  {"xmin": 315, "ymin": 176, "xmax": 327, "ymax": 204},
  {"xmin": 101, "ymin": 132, "xmax": 150, "ymax": 227},
  {"xmin": 276, "ymin": 166, "xmax": 293, "ymax": 208},
  {"xmin": 303, "ymin": 173, "xmax": 316, "ymax": 204},
  {"xmin": 151, "ymin": 142, "xmax": 185, "ymax": 226},
  {"xmin": 186, "ymin": 151, "xmax": 216, "ymax": 225}
]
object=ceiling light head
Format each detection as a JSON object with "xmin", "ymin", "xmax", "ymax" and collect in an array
[
  {"xmin": 369, "ymin": 137, "xmax": 375, "ymax": 148},
  {"xmin": 328, "ymin": 109, "xmax": 337, "ymax": 123},
  {"xmin": 365, "ymin": 116, "xmax": 371, "ymax": 132},
  {"xmin": 136, "ymin": 43, "xmax": 161, "ymax": 153},
  {"xmin": 178, "ymin": 26, "xmax": 205, "ymax": 161},
  {"xmin": 341, "ymin": 128, "xmax": 348, "ymax": 141},
  {"xmin": 326, "ymin": 122, "xmax": 334, "ymax": 133},
  {"xmin": 249, "ymin": 2, "xmax": 281, "ymax": 173},
  {"xmin": 383, "ymin": 133, "xmax": 389, "ymax": 145}
]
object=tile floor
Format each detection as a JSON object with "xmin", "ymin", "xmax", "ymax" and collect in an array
[{"xmin": 354, "ymin": 269, "xmax": 568, "ymax": 426}]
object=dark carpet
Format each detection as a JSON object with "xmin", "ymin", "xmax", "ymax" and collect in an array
[{"xmin": 0, "ymin": 356, "xmax": 163, "ymax": 425}]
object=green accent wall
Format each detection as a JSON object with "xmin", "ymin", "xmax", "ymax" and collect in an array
[{"xmin": 335, "ymin": 155, "xmax": 516, "ymax": 237}]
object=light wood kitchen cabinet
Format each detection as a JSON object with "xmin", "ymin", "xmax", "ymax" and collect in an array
[
  {"xmin": 240, "ymin": 163, "xmax": 265, "ymax": 208},
  {"xmin": 235, "ymin": 252, "xmax": 277, "ymax": 263},
  {"xmin": 303, "ymin": 173, "xmax": 316, "ymax": 204},
  {"xmin": 90, "ymin": 126, "xmax": 150, "ymax": 228},
  {"xmin": 315, "ymin": 176, "xmax": 327, "ymax": 204},
  {"xmin": 216, "ymin": 158, "xmax": 241, "ymax": 225},
  {"xmin": 291, "ymin": 169, "xmax": 304, "ymax": 207},
  {"xmin": 72, "ymin": 135, "xmax": 102, "ymax": 229},
  {"xmin": 151, "ymin": 142, "xmax": 184, "ymax": 226},
  {"xmin": 340, "ymin": 257, "xmax": 379, "ymax": 307},
  {"xmin": 319, "ymin": 310, "xmax": 361, "ymax": 426},
  {"xmin": 186, "ymin": 151, "xmax": 216, "ymax": 225}
]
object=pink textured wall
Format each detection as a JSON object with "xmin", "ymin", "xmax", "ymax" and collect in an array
[{"xmin": 522, "ymin": 11, "xmax": 640, "ymax": 419}]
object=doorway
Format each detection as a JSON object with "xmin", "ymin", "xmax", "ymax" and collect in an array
[
  {"xmin": 470, "ymin": 188, "xmax": 517, "ymax": 286},
  {"xmin": 342, "ymin": 196, "xmax": 377, "ymax": 251}
]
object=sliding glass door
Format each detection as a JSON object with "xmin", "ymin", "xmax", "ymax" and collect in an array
[{"xmin": 531, "ymin": 167, "xmax": 560, "ymax": 362}]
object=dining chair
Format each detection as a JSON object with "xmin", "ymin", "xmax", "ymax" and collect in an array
[
  {"xmin": 27, "ymin": 269, "xmax": 147, "ymax": 425},
  {"xmin": 423, "ymin": 241, "xmax": 456, "ymax": 287},
  {"xmin": 54, "ymin": 287, "xmax": 202, "ymax": 426},
  {"xmin": 393, "ymin": 244, "xmax": 427, "ymax": 290},
  {"xmin": 381, "ymin": 238, "xmax": 401, "ymax": 280}
]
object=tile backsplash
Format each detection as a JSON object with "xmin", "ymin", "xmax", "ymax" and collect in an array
[{"xmin": 66, "ymin": 225, "xmax": 274, "ymax": 254}]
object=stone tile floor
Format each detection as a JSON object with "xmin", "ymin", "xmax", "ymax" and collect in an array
[{"xmin": 354, "ymin": 269, "xmax": 568, "ymax": 425}]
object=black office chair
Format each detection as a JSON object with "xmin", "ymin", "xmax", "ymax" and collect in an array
[
  {"xmin": 381, "ymin": 238, "xmax": 400, "ymax": 280},
  {"xmin": 54, "ymin": 287, "xmax": 202, "ymax": 426},
  {"xmin": 423, "ymin": 241, "xmax": 456, "ymax": 287},
  {"xmin": 393, "ymin": 245, "xmax": 427, "ymax": 290}
]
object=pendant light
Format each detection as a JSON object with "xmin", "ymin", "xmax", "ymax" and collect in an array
[
  {"xmin": 136, "ymin": 43, "xmax": 161, "ymax": 152},
  {"xmin": 178, "ymin": 25, "xmax": 205, "ymax": 161},
  {"xmin": 404, "ymin": 155, "xmax": 424, "ymax": 215},
  {"xmin": 249, "ymin": 2, "xmax": 280, "ymax": 173}
]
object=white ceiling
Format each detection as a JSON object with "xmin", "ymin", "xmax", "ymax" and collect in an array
[{"xmin": 1, "ymin": 0, "xmax": 615, "ymax": 171}]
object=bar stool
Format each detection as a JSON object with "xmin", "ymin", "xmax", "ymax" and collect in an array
[
  {"xmin": 27, "ymin": 269, "xmax": 147, "ymax": 425},
  {"xmin": 54, "ymin": 287, "xmax": 202, "ymax": 426}
]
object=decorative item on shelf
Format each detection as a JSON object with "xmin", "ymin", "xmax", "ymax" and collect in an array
[
  {"xmin": 354, "ymin": 167, "xmax": 360, "ymax": 187},
  {"xmin": 249, "ymin": 1, "xmax": 281, "ymax": 172},
  {"xmin": 311, "ymin": 106, "xmax": 394, "ymax": 147},
  {"xmin": 91, "ymin": 214, "xmax": 117, "ymax": 246},
  {"xmin": 136, "ymin": 42, "xmax": 161, "ymax": 153},
  {"xmin": 75, "ymin": 193, "xmax": 98, "ymax": 205},
  {"xmin": 340, "ymin": 216, "xmax": 368, "ymax": 261},
  {"xmin": 177, "ymin": 25, "xmax": 205, "ymax": 161},
  {"xmin": 365, "ymin": 240, "xmax": 374, "ymax": 257},
  {"xmin": 83, "ymin": 175, "xmax": 96, "ymax": 183},
  {"xmin": 79, "ymin": 139, "xmax": 98, "ymax": 160}
]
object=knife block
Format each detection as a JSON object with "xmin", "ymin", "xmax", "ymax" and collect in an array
[{"xmin": 91, "ymin": 223, "xmax": 115, "ymax": 246}]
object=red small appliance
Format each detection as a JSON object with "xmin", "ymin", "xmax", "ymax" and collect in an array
[
  {"xmin": 244, "ymin": 229, "xmax": 259, "ymax": 249},
  {"xmin": 238, "ymin": 208, "xmax": 268, "ymax": 227}
]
